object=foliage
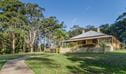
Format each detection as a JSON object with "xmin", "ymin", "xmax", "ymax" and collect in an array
[
  {"xmin": 99, "ymin": 19, "xmax": 126, "ymax": 43},
  {"xmin": 68, "ymin": 25, "xmax": 97, "ymax": 38},
  {"xmin": 68, "ymin": 25, "xmax": 84, "ymax": 38},
  {"xmin": 0, "ymin": 0, "xmax": 126, "ymax": 54},
  {"xmin": 0, "ymin": 0, "xmax": 66, "ymax": 54},
  {"xmin": 99, "ymin": 40, "xmax": 110, "ymax": 53},
  {"xmin": 69, "ymin": 11, "xmax": 126, "ymax": 45}
]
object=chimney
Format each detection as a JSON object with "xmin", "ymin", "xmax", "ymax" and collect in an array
[
  {"xmin": 97, "ymin": 28, "xmax": 100, "ymax": 32},
  {"xmin": 82, "ymin": 29, "xmax": 85, "ymax": 34}
]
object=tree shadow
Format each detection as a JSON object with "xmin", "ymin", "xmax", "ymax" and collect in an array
[
  {"xmin": 65, "ymin": 52, "xmax": 126, "ymax": 74},
  {"xmin": 27, "ymin": 56, "xmax": 61, "ymax": 69},
  {"xmin": 0, "ymin": 54, "xmax": 24, "ymax": 70}
]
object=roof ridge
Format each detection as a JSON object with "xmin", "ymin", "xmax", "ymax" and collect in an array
[{"xmin": 71, "ymin": 30, "xmax": 111, "ymax": 39}]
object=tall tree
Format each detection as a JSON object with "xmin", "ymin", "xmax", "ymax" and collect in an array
[
  {"xmin": 85, "ymin": 25, "xmax": 96, "ymax": 31},
  {"xmin": 68, "ymin": 25, "xmax": 84, "ymax": 38},
  {"xmin": 0, "ymin": 0, "xmax": 27, "ymax": 53},
  {"xmin": 38, "ymin": 16, "xmax": 65, "ymax": 51},
  {"xmin": 24, "ymin": 3, "xmax": 45, "ymax": 52},
  {"xmin": 99, "ymin": 24, "xmax": 110, "ymax": 34}
]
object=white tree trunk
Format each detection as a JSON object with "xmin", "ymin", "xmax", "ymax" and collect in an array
[
  {"xmin": 12, "ymin": 33, "xmax": 16, "ymax": 54},
  {"xmin": 29, "ymin": 30, "xmax": 37, "ymax": 53}
]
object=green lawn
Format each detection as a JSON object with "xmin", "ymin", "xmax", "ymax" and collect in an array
[
  {"xmin": 0, "ymin": 54, "xmax": 24, "ymax": 69},
  {"xmin": 26, "ymin": 52, "xmax": 126, "ymax": 74},
  {"xmin": 0, "ymin": 52, "xmax": 126, "ymax": 74}
]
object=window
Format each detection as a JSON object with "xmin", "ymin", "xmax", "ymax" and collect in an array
[{"xmin": 83, "ymin": 40, "xmax": 86, "ymax": 44}]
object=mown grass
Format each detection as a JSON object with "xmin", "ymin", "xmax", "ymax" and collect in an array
[
  {"xmin": 26, "ymin": 53, "xmax": 73, "ymax": 74},
  {"xmin": 26, "ymin": 51, "xmax": 126, "ymax": 74},
  {"xmin": 1, "ymin": 51, "xmax": 126, "ymax": 74},
  {"xmin": 0, "ymin": 54, "xmax": 24, "ymax": 69}
]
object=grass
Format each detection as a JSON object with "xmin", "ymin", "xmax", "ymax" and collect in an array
[
  {"xmin": 26, "ymin": 51, "xmax": 126, "ymax": 74},
  {"xmin": 0, "ymin": 54, "xmax": 24, "ymax": 69},
  {"xmin": 0, "ymin": 51, "xmax": 126, "ymax": 74},
  {"xmin": 26, "ymin": 53, "xmax": 74, "ymax": 74}
]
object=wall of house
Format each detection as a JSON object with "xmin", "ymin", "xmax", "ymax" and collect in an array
[
  {"xmin": 60, "ymin": 46, "xmax": 112, "ymax": 53},
  {"xmin": 86, "ymin": 40, "xmax": 93, "ymax": 44},
  {"xmin": 60, "ymin": 48, "xmax": 72, "ymax": 53},
  {"xmin": 77, "ymin": 39, "xmax": 97, "ymax": 47},
  {"xmin": 61, "ymin": 37, "xmax": 119, "ymax": 53}
]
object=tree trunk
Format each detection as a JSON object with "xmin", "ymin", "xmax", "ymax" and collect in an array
[
  {"xmin": 38, "ymin": 45, "xmax": 41, "ymax": 52},
  {"xmin": 12, "ymin": 33, "xmax": 16, "ymax": 54},
  {"xmin": 43, "ymin": 36, "xmax": 46, "ymax": 52},
  {"xmin": 29, "ymin": 31, "xmax": 32, "ymax": 53},
  {"xmin": 29, "ymin": 30, "xmax": 37, "ymax": 53},
  {"xmin": 30, "ymin": 44, "xmax": 33, "ymax": 53},
  {"xmin": 23, "ymin": 42, "xmax": 26, "ymax": 52}
]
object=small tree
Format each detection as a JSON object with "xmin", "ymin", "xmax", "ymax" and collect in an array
[{"xmin": 99, "ymin": 40, "xmax": 108, "ymax": 53}]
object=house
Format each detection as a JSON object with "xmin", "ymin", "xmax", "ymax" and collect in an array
[{"xmin": 61, "ymin": 29, "xmax": 121, "ymax": 53}]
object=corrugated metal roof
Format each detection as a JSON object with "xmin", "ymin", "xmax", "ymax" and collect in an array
[
  {"xmin": 71, "ymin": 30, "xmax": 111, "ymax": 39},
  {"xmin": 64, "ymin": 30, "xmax": 121, "ymax": 43},
  {"xmin": 66, "ymin": 35, "xmax": 112, "ymax": 42}
]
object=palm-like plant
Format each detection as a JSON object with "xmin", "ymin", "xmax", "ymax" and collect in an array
[{"xmin": 99, "ymin": 40, "xmax": 109, "ymax": 53}]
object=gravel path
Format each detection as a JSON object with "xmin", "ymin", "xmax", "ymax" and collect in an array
[{"xmin": 0, "ymin": 57, "xmax": 34, "ymax": 74}]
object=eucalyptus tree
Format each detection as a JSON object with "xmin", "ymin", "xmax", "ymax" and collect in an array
[
  {"xmin": 53, "ymin": 29, "xmax": 68, "ymax": 47},
  {"xmin": 0, "ymin": 8, "xmax": 9, "ymax": 53},
  {"xmin": 85, "ymin": 25, "xmax": 96, "ymax": 31},
  {"xmin": 0, "ymin": 0, "xmax": 28, "ymax": 53},
  {"xmin": 97, "ymin": 10, "xmax": 126, "ymax": 45},
  {"xmin": 8, "ymin": 17, "xmax": 26, "ymax": 53},
  {"xmin": 68, "ymin": 25, "xmax": 84, "ymax": 38},
  {"xmin": 38, "ymin": 16, "xmax": 65, "ymax": 51},
  {"xmin": 0, "ymin": 0, "xmax": 67, "ymax": 54},
  {"xmin": 25, "ymin": 3, "xmax": 45, "ymax": 52},
  {"xmin": 99, "ymin": 24, "xmax": 110, "ymax": 34},
  {"xmin": 116, "ymin": 12, "xmax": 126, "ymax": 21},
  {"xmin": 100, "ymin": 11, "xmax": 126, "ymax": 43}
]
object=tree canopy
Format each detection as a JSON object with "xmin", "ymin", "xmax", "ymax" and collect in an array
[
  {"xmin": 0, "ymin": 0, "xmax": 66, "ymax": 54},
  {"xmin": 0, "ymin": 0, "xmax": 126, "ymax": 54}
]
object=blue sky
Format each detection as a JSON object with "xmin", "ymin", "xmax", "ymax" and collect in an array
[{"xmin": 22, "ymin": 0, "xmax": 126, "ymax": 30}]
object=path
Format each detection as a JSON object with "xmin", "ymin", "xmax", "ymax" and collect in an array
[{"xmin": 0, "ymin": 57, "xmax": 34, "ymax": 74}]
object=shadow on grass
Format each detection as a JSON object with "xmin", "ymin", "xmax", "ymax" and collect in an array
[
  {"xmin": 65, "ymin": 52, "xmax": 126, "ymax": 74},
  {"xmin": 0, "ymin": 54, "xmax": 24, "ymax": 70},
  {"xmin": 27, "ymin": 56, "xmax": 61, "ymax": 69}
]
